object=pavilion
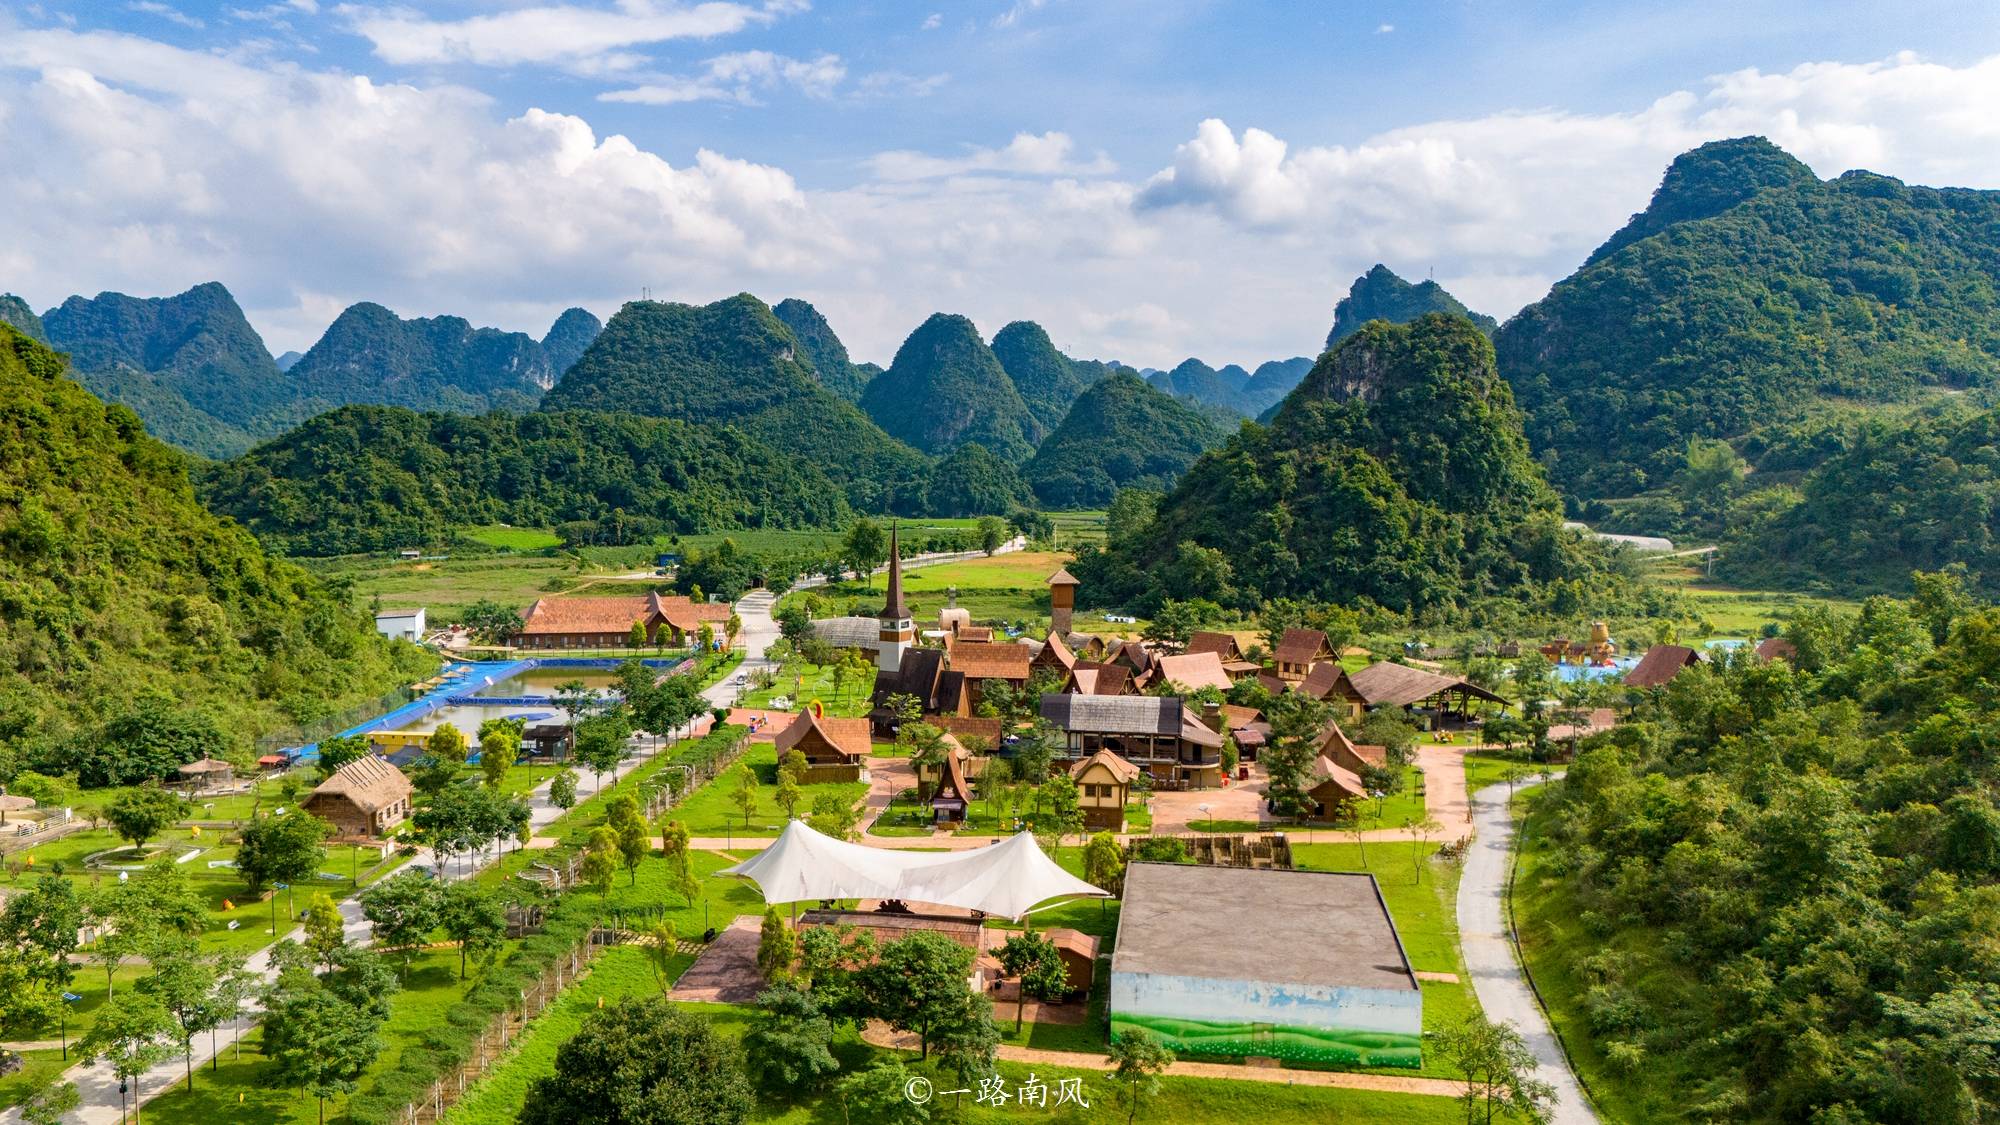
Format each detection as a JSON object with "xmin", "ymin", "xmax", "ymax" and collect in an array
[{"xmin": 718, "ymin": 820, "xmax": 1108, "ymax": 921}]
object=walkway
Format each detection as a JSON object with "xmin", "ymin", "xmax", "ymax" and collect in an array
[{"xmin": 1458, "ymin": 779, "xmax": 1595, "ymax": 1125}]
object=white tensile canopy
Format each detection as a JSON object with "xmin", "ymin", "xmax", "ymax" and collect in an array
[{"xmin": 718, "ymin": 820, "xmax": 1109, "ymax": 921}]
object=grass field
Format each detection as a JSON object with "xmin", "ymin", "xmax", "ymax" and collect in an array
[
  {"xmin": 459, "ymin": 524, "xmax": 563, "ymax": 551},
  {"xmin": 658, "ymin": 741, "xmax": 867, "ymax": 839},
  {"xmin": 787, "ymin": 550, "xmax": 1073, "ymax": 629}
]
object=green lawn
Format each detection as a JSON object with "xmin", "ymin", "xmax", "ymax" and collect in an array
[
  {"xmin": 868, "ymin": 782, "xmax": 1149, "ymax": 837},
  {"xmin": 666, "ymin": 742, "xmax": 866, "ymax": 838},
  {"xmin": 786, "ymin": 549, "xmax": 1074, "ymax": 628},
  {"xmin": 459, "ymin": 524, "xmax": 564, "ymax": 551},
  {"xmin": 738, "ymin": 661, "xmax": 874, "ymax": 717}
]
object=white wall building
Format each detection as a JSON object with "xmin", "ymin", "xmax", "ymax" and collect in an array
[{"xmin": 374, "ymin": 607, "xmax": 426, "ymax": 643}]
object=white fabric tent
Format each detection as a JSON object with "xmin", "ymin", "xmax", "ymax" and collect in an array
[{"xmin": 718, "ymin": 820, "xmax": 1109, "ymax": 921}]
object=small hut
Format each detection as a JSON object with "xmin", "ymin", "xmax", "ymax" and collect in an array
[
  {"xmin": 302, "ymin": 755, "xmax": 413, "ymax": 839},
  {"xmin": 176, "ymin": 756, "xmax": 236, "ymax": 794}
]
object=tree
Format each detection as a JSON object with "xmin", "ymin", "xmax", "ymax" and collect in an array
[
  {"xmin": 608, "ymin": 794, "xmax": 650, "ymax": 885},
  {"xmin": 358, "ymin": 872, "xmax": 443, "ymax": 974},
  {"xmin": 1, "ymin": 875, "xmax": 85, "ymax": 992},
  {"xmin": 235, "ymin": 809, "xmax": 333, "ymax": 942},
  {"xmin": 731, "ymin": 767, "xmax": 759, "ymax": 828},
  {"xmin": 1141, "ymin": 598, "xmax": 1202, "ymax": 649},
  {"xmin": 1106, "ymin": 1028, "xmax": 1175, "ymax": 1125},
  {"xmin": 1261, "ymin": 692, "xmax": 1332, "ymax": 819},
  {"xmin": 1405, "ymin": 814, "xmax": 1443, "ymax": 883},
  {"xmin": 77, "ymin": 991, "xmax": 176, "ymax": 1124},
  {"xmin": 316, "ymin": 734, "xmax": 369, "ymax": 779},
  {"xmin": 106, "ymin": 786, "xmax": 185, "ymax": 850},
  {"xmin": 521, "ymin": 999, "xmax": 753, "ymax": 1125},
  {"xmin": 16, "ymin": 1076, "xmax": 78, "ymax": 1125},
  {"xmin": 302, "ymin": 892, "xmax": 346, "ymax": 972},
  {"xmin": 842, "ymin": 518, "xmax": 887, "ymax": 588},
  {"xmin": 139, "ymin": 938, "xmax": 248, "ymax": 1092},
  {"xmin": 808, "ymin": 790, "xmax": 859, "ymax": 841},
  {"xmin": 581, "ymin": 826, "xmax": 620, "ymax": 897},
  {"xmin": 744, "ymin": 983, "xmax": 838, "ymax": 1097},
  {"xmin": 1042, "ymin": 774, "xmax": 1084, "ymax": 845},
  {"xmin": 996, "ymin": 932, "xmax": 1070, "ymax": 1034},
  {"xmin": 903, "ymin": 721, "xmax": 950, "ymax": 803},
  {"xmin": 1429, "ymin": 1013, "xmax": 1556, "ymax": 1125},
  {"xmin": 775, "ymin": 773, "xmax": 803, "ymax": 821},
  {"xmin": 439, "ymin": 882, "xmax": 507, "ymax": 981},
  {"xmin": 550, "ymin": 768, "xmax": 579, "ymax": 810},
  {"xmin": 757, "ymin": 907, "xmax": 797, "ymax": 982},
  {"xmin": 553, "ymin": 679, "xmax": 598, "ymax": 728},
  {"xmin": 478, "ymin": 718, "xmax": 522, "ymax": 790},
  {"xmin": 426, "ymin": 721, "xmax": 468, "ymax": 766},
  {"xmin": 629, "ymin": 619, "xmax": 648, "ymax": 648},
  {"xmin": 978, "ymin": 514, "xmax": 1007, "ymax": 555},
  {"xmin": 1083, "ymin": 831, "xmax": 1126, "ymax": 901},
  {"xmin": 460, "ymin": 600, "xmax": 523, "ymax": 644},
  {"xmin": 0, "ymin": 944, "xmax": 59, "ymax": 1044},
  {"xmin": 932, "ymin": 991, "xmax": 1002, "ymax": 1097},
  {"xmin": 835, "ymin": 1060, "xmax": 929, "ymax": 1125},
  {"xmin": 1012, "ymin": 719, "xmax": 1059, "ymax": 785},
  {"xmin": 575, "ymin": 709, "xmax": 632, "ymax": 794},
  {"xmin": 859, "ymin": 930, "xmax": 976, "ymax": 1059},
  {"xmin": 775, "ymin": 601, "xmax": 815, "ymax": 650},
  {"xmin": 262, "ymin": 954, "xmax": 391, "ymax": 1125},
  {"xmin": 640, "ymin": 918, "xmax": 680, "ymax": 995}
]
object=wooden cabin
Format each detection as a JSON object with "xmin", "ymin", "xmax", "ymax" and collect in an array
[
  {"xmin": 302, "ymin": 755, "xmax": 412, "ymax": 839},
  {"xmin": 1070, "ymin": 749, "xmax": 1140, "ymax": 831},
  {"xmin": 1273, "ymin": 628, "xmax": 1333, "ymax": 682},
  {"xmin": 773, "ymin": 707, "xmax": 874, "ymax": 783}
]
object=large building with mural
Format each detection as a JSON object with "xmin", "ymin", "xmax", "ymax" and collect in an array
[{"xmin": 1109, "ymin": 863, "xmax": 1423, "ymax": 1068}]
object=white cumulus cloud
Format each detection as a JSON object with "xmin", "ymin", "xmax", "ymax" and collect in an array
[
  {"xmin": 867, "ymin": 131, "xmax": 1114, "ymax": 181},
  {"xmin": 340, "ymin": 0, "xmax": 784, "ymax": 70}
]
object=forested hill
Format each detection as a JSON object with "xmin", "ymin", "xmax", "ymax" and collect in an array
[
  {"xmin": 541, "ymin": 293, "xmax": 929, "ymax": 511},
  {"xmin": 1023, "ymin": 370, "xmax": 1227, "ymax": 508},
  {"xmin": 1326, "ymin": 264, "xmax": 1496, "ymax": 348},
  {"xmin": 1498, "ymin": 136, "xmax": 2000, "ymax": 499},
  {"xmin": 1150, "ymin": 355, "xmax": 1310, "ymax": 419},
  {"xmin": 1719, "ymin": 406, "xmax": 2000, "ymax": 595},
  {"xmin": 773, "ymin": 298, "xmax": 872, "ymax": 404},
  {"xmin": 990, "ymin": 320, "xmax": 1108, "ymax": 435},
  {"xmin": 42, "ymin": 282, "xmax": 288, "ymax": 458},
  {"xmin": 859, "ymin": 313, "xmax": 1041, "ymax": 463},
  {"xmin": 1074, "ymin": 314, "xmax": 1592, "ymax": 614},
  {"xmin": 1529, "ymin": 588, "xmax": 2000, "ymax": 1123},
  {"xmin": 540, "ymin": 307, "xmax": 603, "ymax": 380},
  {"xmin": 0, "ymin": 323, "xmax": 431, "ymax": 784},
  {"xmin": 199, "ymin": 405, "xmax": 851, "ymax": 557},
  {"xmin": 286, "ymin": 302, "xmax": 558, "ymax": 416},
  {"xmin": 0, "ymin": 294, "xmax": 45, "ymax": 343},
  {"xmin": 1148, "ymin": 357, "xmax": 1249, "ymax": 414}
]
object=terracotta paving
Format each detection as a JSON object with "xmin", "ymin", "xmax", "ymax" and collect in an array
[{"xmin": 666, "ymin": 916, "xmax": 766, "ymax": 1004}]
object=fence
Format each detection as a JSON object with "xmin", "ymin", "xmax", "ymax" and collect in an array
[{"xmin": 396, "ymin": 926, "xmax": 620, "ymax": 1125}]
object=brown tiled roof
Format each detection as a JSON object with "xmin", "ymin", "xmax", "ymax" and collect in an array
[
  {"xmin": 1297, "ymin": 661, "xmax": 1360, "ymax": 701},
  {"xmin": 1754, "ymin": 637, "xmax": 1797, "ymax": 663},
  {"xmin": 1185, "ymin": 631, "xmax": 1243, "ymax": 660},
  {"xmin": 1043, "ymin": 927, "xmax": 1101, "ymax": 960},
  {"xmin": 1067, "ymin": 662, "xmax": 1131, "ymax": 696},
  {"xmin": 1348, "ymin": 662, "xmax": 1508, "ymax": 707},
  {"xmin": 1153, "ymin": 652, "xmax": 1233, "ymax": 692},
  {"xmin": 773, "ymin": 709, "xmax": 873, "ymax": 762},
  {"xmin": 309, "ymin": 754, "xmax": 411, "ymax": 814},
  {"xmin": 654, "ymin": 594, "xmax": 730, "ymax": 631},
  {"xmin": 1626, "ymin": 645, "xmax": 1703, "ymax": 689},
  {"xmin": 1179, "ymin": 709, "xmax": 1224, "ymax": 748},
  {"xmin": 1275, "ymin": 627, "xmax": 1329, "ymax": 666},
  {"xmin": 949, "ymin": 641, "xmax": 1032, "ymax": 681},
  {"xmin": 1047, "ymin": 567, "xmax": 1080, "ymax": 587},
  {"xmin": 934, "ymin": 746, "xmax": 973, "ymax": 805},
  {"xmin": 1255, "ymin": 671, "xmax": 1289, "ymax": 696},
  {"xmin": 1038, "ymin": 631, "xmax": 1077, "ymax": 672},
  {"xmin": 516, "ymin": 595, "xmax": 651, "ymax": 635},
  {"xmin": 1309, "ymin": 755, "xmax": 1365, "ymax": 800},
  {"xmin": 956, "ymin": 626, "xmax": 994, "ymax": 643},
  {"xmin": 1221, "ymin": 704, "xmax": 1263, "ymax": 730},
  {"xmin": 177, "ymin": 757, "xmax": 233, "ymax": 775},
  {"xmin": 939, "ymin": 716, "xmax": 1003, "ymax": 749},
  {"xmin": 1070, "ymin": 748, "xmax": 1141, "ymax": 785}
]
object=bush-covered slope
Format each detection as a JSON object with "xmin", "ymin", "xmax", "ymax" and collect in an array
[
  {"xmin": 540, "ymin": 307, "xmax": 603, "ymax": 380},
  {"xmin": 991, "ymin": 320, "xmax": 1106, "ymax": 435},
  {"xmin": 0, "ymin": 293, "xmax": 46, "ymax": 343},
  {"xmin": 0, "ymin": 324, "xmax": 431, "ymax": 783},
  {"xmin": 542, "ymin": 294, "xmax": 928, "ymax": 510},
  {"xmin": 1524, "ymin": 598, "xmax": 2000, "ymax": 1124},
  {"xmin": 1326, "ymin": 264, "xmax": 1496, "ymax": 348},
  {"xmin": 860, "ymin": 313, "xmax": 1040, "ymax": 463},
  {"xmin": 1075, "ymin": 314, "xmax": 1593, "ymax": 613},
  {"xmin": 772, "ymin": 298, "xmax": 872, "ymax": 404},
  {"xmin": 1499, "ymin": 137, "xmax": 2000, "ymax": 498},
  {"xmin": 288, "ymin": 301, "xmax": 556, "ymax": 416},
  {"xmin": 1242, "ymin": 356, "xmax": 1313, "ymax": 419},
  {"xmin": 1022, "ymin": 370, "xmax": 1227, "ymax": 508},
  {"xmin": 200, "ymin": 405, "xmax": 851, "ymax": 556},
  {"xmin": 41, "ymin": 282, "xmax": 290, "ymax": 457},
  {"xmin": 920, "ymin": 443, "xmax": 1034, "ymax": 517},
  {"xmin": 1719, "ymin": 407, "xmax": 2000, "ymax": 595}
]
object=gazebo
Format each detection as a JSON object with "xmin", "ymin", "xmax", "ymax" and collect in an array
[
  {"xmin": 176, "ymin": 757, "xmax": 236, "ymax": 793},
  {"xmin": 718, "ymin": 820, "xmax": 1108, "ymax": 921}
]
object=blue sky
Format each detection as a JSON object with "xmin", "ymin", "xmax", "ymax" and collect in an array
[{"xmin": 4, "ymin": 1, "xmax": 1999, "ymax": 365}]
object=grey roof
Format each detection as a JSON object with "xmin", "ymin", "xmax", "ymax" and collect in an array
[
  {"xmin": 814, "ymin": 616, "xmax": 882, "ymax": 651},
  {"xmin": 1039, "ymin": 693, "xmax": 1182, "ymax": 736},
  {"xmin": 1112, "ymin": 863, "xmax": 1416, "ymax": 993}
]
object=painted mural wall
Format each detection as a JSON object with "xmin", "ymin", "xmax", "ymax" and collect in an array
[{"xmin": 1109, "ymin": 969, "xmax": 1423, "ymax": 1068}]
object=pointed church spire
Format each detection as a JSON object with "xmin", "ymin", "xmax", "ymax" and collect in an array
[{"xmin": 880, "ymin": 521, "xmax": 909, "ymax": 621}]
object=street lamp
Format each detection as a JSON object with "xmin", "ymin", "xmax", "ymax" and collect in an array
[{"xmin": 59, "ymin": 991, "xmax": 79, "ymax": 1059}]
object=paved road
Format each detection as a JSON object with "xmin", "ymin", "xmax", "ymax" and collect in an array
[{"xmin": 1458, "ymin": 778, "xmax": 1595, "ymax": 1125}]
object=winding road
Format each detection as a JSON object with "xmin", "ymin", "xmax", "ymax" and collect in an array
[{"xmin": 1459, "ymin": 778, "xmax": 1596, "ymax": 1124}]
